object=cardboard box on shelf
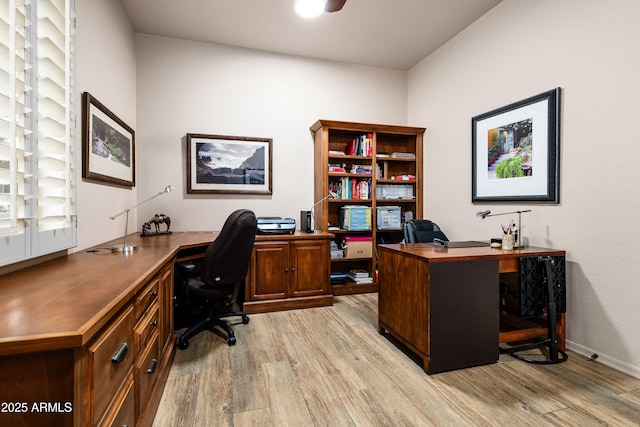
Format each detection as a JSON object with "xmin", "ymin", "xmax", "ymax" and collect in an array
[{"xmin": 343, "ymin": 236, "xmax": 373, "ymax": 258}]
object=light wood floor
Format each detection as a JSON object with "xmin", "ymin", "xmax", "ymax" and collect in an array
[{"xmin": 153, "ymin": 294, "xmax": 640, "ymax": 426}]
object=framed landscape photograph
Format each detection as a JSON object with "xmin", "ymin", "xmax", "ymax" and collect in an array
[
  {"xmin": 82, "ymin": 92, "xmax": 135, "ymax": 187},
  {"xmin": 472, "ymin": 88, "xmax": 560, "ymax": 203},
  {"xmin": 186, "ymin": 133, "xmax": 272, "ymax": 194}
]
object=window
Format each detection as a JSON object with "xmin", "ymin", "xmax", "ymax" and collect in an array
[{"xmin": 0, "ymin": 0, "xmax": 76, "ymax": 267}]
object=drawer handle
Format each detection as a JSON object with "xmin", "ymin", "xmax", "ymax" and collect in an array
[
  {"xmin": 147, "ymin": 358, "xmax": 158, "ymax": 374},
  {"xmin": 111, "ymin": 343, "xmax": 129, "ymax": 364},
  {"xmin": 150, "ymin": 320, "xmax": 158, "ymax": 329},
  {"xmin": 150, "ymin": 290, "xmax": 158, "ymax": 300}
]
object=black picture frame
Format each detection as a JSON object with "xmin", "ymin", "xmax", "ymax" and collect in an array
[
  {"xmin": 186, "ymin": 133, "xmax": 273, "ymax": 195},
  {"xmin": 472, "ymin": 88, "xmax": 560, "ymax": 203},
  {"xmin": 82, "ymin": 92, "xmax": 135, "ymax": 187}
]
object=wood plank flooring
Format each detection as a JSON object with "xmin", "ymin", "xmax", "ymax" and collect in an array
[{"xmin": 153, "ymin": 294, "xmax": 640, "ymax": 426}]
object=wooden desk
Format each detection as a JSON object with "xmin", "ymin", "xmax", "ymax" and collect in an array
[
  {"xmin": 0, "ymin": 232, "xmax": 216, "ymax": 427},
  {"xmin": 172, "ymin": 231, "xmax": 335, "ymax": 315},
  {"xmin": 377, "ymin": 243, "xmax": 566, "ymax": 374}
]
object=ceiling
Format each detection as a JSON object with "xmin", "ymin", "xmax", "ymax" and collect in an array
[{"xmin": 119, "ymin": 0, "xmax": 502, "ymax": 70}]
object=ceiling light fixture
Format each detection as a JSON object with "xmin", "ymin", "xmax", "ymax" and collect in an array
[{"xmin": 294, "ymin": 0, "xmax": 327, "ymax": 18}]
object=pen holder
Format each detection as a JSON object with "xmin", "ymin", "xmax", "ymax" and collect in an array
[{"xmin": 501, "ymin": 234, "xmax": 515, "ymax": 250}]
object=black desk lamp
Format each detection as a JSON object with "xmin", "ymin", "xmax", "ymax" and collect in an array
[
  {"xmin": 110, "ymin": 185, "xmax": 175, "ymax": 252},
  {"xmin": 476, "ymin": 209, "xmax": 531, "ymax": 247}
]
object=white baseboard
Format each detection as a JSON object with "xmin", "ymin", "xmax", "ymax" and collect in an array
[{"xmin": 567, "ymin": 340, "xmax": 640, "ymax": 380}]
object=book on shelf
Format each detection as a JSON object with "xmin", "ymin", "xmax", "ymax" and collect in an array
[
  {"xmin": 390, "ymin": 152, "xmax": 416, "ymax": 159},
  {"xmin": 348, "ymin": 269, "xmax": 370, "ymax": 277},
  {"xmin": 346, "ymin": 133, "xmax": 374, "ymax": 157},
  {"xmin": 348, "ymin": 269, "xmax": 373, "ymax": 284},
  {"xmin": 350, "ymin": 164, "xmax": 373, "ymax": 175},
  {"xmin": 330, "ymin": 272, "xmax": 349, "ymax": 284},
  {"xmin": 350, "ymin": 277, "xmax": 373, "ymax": 284},
  {"xmin": 329, "ymin": 150, "xmax": 345, "ymax": 156},
  {"xmin": 390, "ymin": 174, "xmax": 415, "ymax": 181},
  {"xmin": 328, "ymin": 163, "xmax": 346, "ymax": 173},
  {"xmin": 332, "ymin": 177, "xmax": 371, "ymax": 199},
  {"xmin": 345, "ymin": 137, "xmax": 357, "ymax": 155}
]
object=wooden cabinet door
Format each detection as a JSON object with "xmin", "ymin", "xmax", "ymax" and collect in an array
[
  {"xmin": 248, "ymin": 242, "xmax": 290, "ymax": 300},
  {"xmin": 290, "ymin": 240, "xmax": 329, "ymax": 298}
]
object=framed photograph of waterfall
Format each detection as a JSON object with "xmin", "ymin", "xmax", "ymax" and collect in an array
[
  {"xmin": 186, "ymin": 133, "xmax": 272, "ymax": 194},
  {"xmin": 82, "ymin": 92, "xmax": 136, "ymax": 187},
  {"xmin": 472, "ymin": 88, "xmax": 561, "ymax": 203}
]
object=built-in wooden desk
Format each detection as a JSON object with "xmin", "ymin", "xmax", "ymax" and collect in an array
[
  {"xmin": 0, "ymin": 232, "xmax": 217, "ymax": 427},
  {"xmin": 377, "ymin": 243, "xmax": 566, "ymax": 374}
]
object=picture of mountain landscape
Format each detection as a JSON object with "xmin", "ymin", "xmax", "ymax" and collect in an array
[{"xmin": 195, "ymin": 141, "xmax": 265, "ymax": 185}]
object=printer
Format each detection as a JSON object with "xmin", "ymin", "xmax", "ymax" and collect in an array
[{"xmin": 257, "ymin": 217, "xmax": 296, "ymax": 235}]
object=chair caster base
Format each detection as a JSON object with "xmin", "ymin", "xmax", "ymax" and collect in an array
[
  {"xmin": 177, "ymin": 339, "xmax": 189, "ymax": 350},
  {"xmin": 242, "ymin": 315, "xmax": 250, "ymax": 324}
]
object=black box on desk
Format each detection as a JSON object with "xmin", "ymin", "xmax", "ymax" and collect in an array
[{"xmin": 300, "ymin": 210, "xmax": 312, "ymax": 233}]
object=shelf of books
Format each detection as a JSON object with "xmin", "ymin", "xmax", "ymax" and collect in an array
[{"xmin": 311, "ymin": 120, "xmax": 424, "ymax": 295}]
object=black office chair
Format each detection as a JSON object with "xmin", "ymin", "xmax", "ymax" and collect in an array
[
  {"xmin": 503, "ymin": 255, "xmax": 568, "ymax": 364},
  {"xmin": 403, "ymin": 219, "xmax": 448, "ymax": 243},
  {"xmin": 176, "ymin": 209, "xmax": 257, "ymax": 349}
]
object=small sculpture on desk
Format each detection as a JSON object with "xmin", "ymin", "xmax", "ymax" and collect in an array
[{"xmin": 141, "ymin": 213, "xmax": 172, "ymax": 236}]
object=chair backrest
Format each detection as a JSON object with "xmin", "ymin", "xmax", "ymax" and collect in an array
[
  {"xmin": 199, "ymin": 209, "xmax": 257, "ymax": 286},
  {"xmin": 518, "ymin": 255, "xmax": 566, "ymax": 318},
  {"xmin": 403, "ymin": 219, "xmax": 448, "ymax": 243}
]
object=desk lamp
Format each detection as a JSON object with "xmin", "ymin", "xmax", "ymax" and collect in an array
[
  {"xmin": 110, "ymin": 185, "xmax": 175, "ymax": 252},
  {"xmin": 476, "ymin": 209, "xmax": 531, "ymax": 247},
  {"xmin": 310, "ymin": 191, "xmax": 338, "ymax": 231}
]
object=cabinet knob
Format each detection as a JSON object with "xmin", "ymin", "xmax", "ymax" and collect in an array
[
  {"xmin": 150, "ymin": 320, "xmax": 158, "ymax": 329},
  {"xmin": 147, "ymin": 358, "xmax": 158, "ymax": 374},
  {"xmin": 111, "ymin": 343, "xmax": 128, "ymax": 364},
  {"xmin": 291, "ymin": 268, "xmax": 296, "ymax": 272},
  {"xmin": 150, "ymin": 290, "xmax": 158, "ymax": 299},
  {"xmin": 285, "ymin": 268, "xmax": 288, "ymax": 273}
]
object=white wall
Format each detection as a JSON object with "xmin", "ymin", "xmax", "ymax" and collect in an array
[
  {"xmin": 75, "ymin": 0, "xmax": 137, "ymax": 250},
  {"xmin": 408, "ymin": 0, "xmax": 640, "ymax": 376},
  {"xmin": 134, "ymin": 35, "xmax": 407, "ymax": 232}
]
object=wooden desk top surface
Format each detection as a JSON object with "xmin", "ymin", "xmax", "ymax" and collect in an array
[
  {"xmin": 0, "ymin": 232, "xmax": 217, "ymax": 355},
  {"xmin": 0, "ymin": 230, "xmax": 334, "ymax": 356},
  {"xmin": 378, "ymin": 243, "xmax": 565, "ymax": 263}
]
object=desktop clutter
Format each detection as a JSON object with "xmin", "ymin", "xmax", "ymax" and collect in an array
[{"xmin": 477, "ymin": 209, "xmax": 531, "ymax": 249}]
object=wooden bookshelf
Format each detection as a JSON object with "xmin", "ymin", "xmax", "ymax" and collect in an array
[{"xmin": 310, "ymin": 120, "xmax": 424, "ymax": 295}]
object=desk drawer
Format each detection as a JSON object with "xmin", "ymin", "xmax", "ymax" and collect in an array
[
  {"xmin": 135, "ymin": 331, "xmax": 160, "ymax": 416},
  {"xmin": 89, "ymin": 305, "xmax": 135, "ymax": 423},
  {"xmin": 135, "ymin": 302, "xmax": 159, "ymax": 353},
  {"xmin": 135, "ymin": 278, "xmax": 160, "ymax": 319},
  {"xmin": 97, "ymin": 372, "xmax": 135, "ymax": 427}
]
